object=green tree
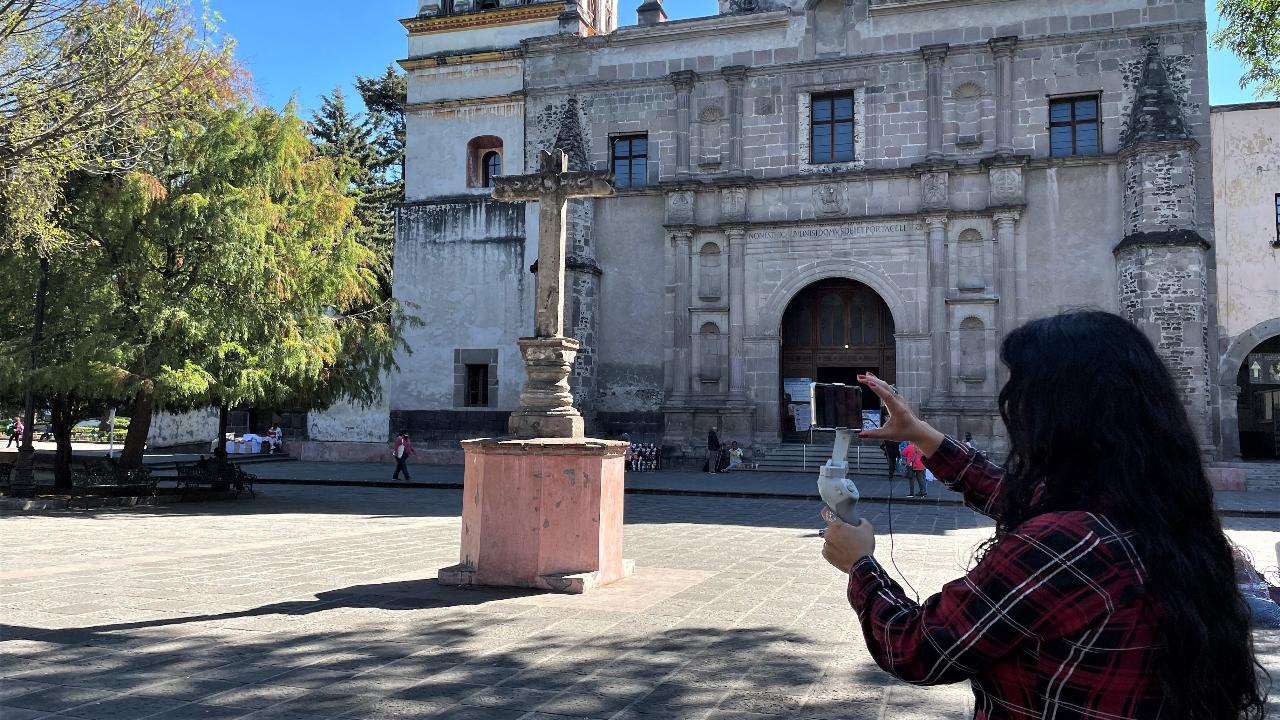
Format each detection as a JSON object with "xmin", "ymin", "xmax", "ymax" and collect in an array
[
  {"xmin": 60, "ymin": 104, "xmax": 406, "ymax": 469},
  {"xmin": 312, "ymin": 79, "xmax": 404, "ymax": 298},
  {"xmin": 1214, "ymin": 0, "xmax": 1280, "ymax": 98}
]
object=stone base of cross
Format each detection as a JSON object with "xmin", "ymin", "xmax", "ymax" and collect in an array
[
  {"xmin": 492, "ymin": 148, "xmax": 614, "ymax": 439},
  {"xmin": 508, "ymin": 336, "xmax": 584, "ymax": 438}
]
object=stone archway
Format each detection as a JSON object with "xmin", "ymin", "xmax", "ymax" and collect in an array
[
  {"xmin": 1218, "ymin": 318, "xmax": 1280, "ymax": 460},
  {"xmin": 777, "ymin": 278, "xmax": 896, "ymax": 437}
]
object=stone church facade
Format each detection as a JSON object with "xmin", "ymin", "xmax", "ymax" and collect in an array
[{"xmin": 388, "ymin": 0, "xmax": 1219, "ymax": 459}]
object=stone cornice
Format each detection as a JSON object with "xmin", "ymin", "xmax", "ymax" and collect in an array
[
  {"xmin": 401, "ymin": 3, "xmax": 562, "ymax": 36},
  {"xmin": 523, "ymin": 19, "xmax": 1204, "ymax": 95},
  {"xmin": 1117, "ymin": 137, "xmax": 1200, "ymax": 160},
  {"xmin": 1113, "ymin": 229, "xmax": 1210, "ymax": 254},
  {"xmin": 523, "ymin": 9, "xmax": 789, "ymax": 55},
  {"xmin": 404, "ymin": 92, "xmax": 525, "ymax": 113},
  {"xmin": 399, "ymin": 49, "xmax": 522, "ymax": 70}
]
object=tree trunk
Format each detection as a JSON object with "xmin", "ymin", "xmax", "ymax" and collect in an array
[
  {"xmin": 50, "ymin": 396, "xmax": 74, "ymax": 491},
  {"xmin": 20, "ymin": 255, "xmax": 49, "ymax": 451},
  {"xmin": 214, "ymin": 406, "xmax": 228, "ymax": 458},
  {"xmin": 119, "ymin": 388, "xmax": 154, "ymax": 469}
]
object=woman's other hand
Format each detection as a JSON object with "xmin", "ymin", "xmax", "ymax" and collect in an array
[
  {"xmin": 857, "ymin": 372, "xmax": 945, "ymax": 456},
  {"xmin": 822, "ymin": 514, "xmax": 876, "ymax": 573}
]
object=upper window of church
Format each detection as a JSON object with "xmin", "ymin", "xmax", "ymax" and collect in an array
[
  {"xmin": 1049, "ymin": 96, "xmax": 1100, "ymax": 157},
  {"xmin": 612, "ymin": 135, "xmax": 648, "ymax": 189},
  {"xmin": 482, "ymin": 152, "xmax": 502, "ymax": 188},
  {"xmin": 810, "ymin": 92, "xmax": 856, "ymax": 164}
]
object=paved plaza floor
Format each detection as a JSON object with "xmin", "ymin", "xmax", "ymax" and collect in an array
[{"xmin": 2, "ymin": 486, "xmax": 1278, "ymax": 719}]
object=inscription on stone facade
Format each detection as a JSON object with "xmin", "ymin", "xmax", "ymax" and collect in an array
[{"xmin": 746, "ymin": 221, "xmax": 923, "ymax": 242}]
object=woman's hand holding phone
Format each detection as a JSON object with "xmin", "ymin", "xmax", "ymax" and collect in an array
[{"xmin": 856, "ymin": 372, "xmax": 945, "ymax": 457}]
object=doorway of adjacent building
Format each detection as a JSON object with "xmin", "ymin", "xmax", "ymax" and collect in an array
[
  {"xmin": 1237, "ymin": 335, "xmax": 1280, "ymax": 459},
  {"xmin": 780, "ymin": 278, "xmax": 896, "ymax": 439}
]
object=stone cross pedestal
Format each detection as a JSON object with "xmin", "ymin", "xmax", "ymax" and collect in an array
[
  {"xmin": 438, "ymin": 149, "xmax": 632, "ymax": 594},
  {"xmin": 492, "ymin": 149, "xmax": 614, "ymax": 439}
]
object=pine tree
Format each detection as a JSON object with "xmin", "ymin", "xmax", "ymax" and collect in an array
[{"xmin": 311, "ymin": 86, "xmax": 397, "ymax": 298}]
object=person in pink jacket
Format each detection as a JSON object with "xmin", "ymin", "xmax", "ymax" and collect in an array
[
  {"xmin": 901, "ymin": 441, "xmax": 926, "ymax": 498},
  {"xmin": 391, "ymin": 431, "xmax": 415, "ymax": 481}
]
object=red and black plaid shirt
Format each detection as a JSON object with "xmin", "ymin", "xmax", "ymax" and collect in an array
[{"xmin": 847, "ymin": 437, "xmax": 1164, "ymax": 719}]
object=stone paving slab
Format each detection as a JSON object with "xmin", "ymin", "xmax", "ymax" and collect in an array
[{"xmin": 1, "ymin": 485, "xmax": 1277, "ymax": 720}]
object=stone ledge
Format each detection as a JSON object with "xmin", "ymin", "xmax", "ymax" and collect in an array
[
  {"xmin": 1112, "ymin": 229, "xmax": 1210, "ymax": 254},
  {"xmin": 460, "ymin": 437, "xmax": 628, "ymax": 457}
]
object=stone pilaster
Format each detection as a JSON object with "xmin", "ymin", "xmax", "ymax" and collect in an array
[
  {"xmin": 723, "ymin": 66, "xmax": 748, "ymax": 174},
  {"xmin": 993, "ymin": 209, "xmax": 1020, "ymax": 335},
  {"xmin": 988, "ymin": 36, "xmax": 1017, "ymax": 157},
  {"xmin": 726, "ymin": 225, "xmax": 747, "ymax": 396},
  {"xmin": 925, "ymin": 214, "xmax": 950, "ymax": 398},
  {"xmin": 671, "ymin": 71, "xmax": 697, "ymax": 176},
  {"xmin": 670, "ymin": 227, "xmax": 694, "ymax": 397},
  {"xmin": 922, "ymin": 43, "xmax": 949, "ymax": 162}
]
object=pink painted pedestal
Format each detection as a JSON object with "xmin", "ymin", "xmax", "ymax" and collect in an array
[{"xmin": 438, "ymin": 437, "xmax": 633, "ymax": 594}]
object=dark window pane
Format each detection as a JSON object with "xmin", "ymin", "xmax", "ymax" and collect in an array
[
  {"xmin": 631, "ymin": 158, "xmax": 647, "ymax": 187},
  {"xmin": 613, "ymin": 159, "xmax": 630, "ymax": 188},
  {"xmin": 1050, "ymin": 126, "xmax": 1074, "ymax": 156},
  {"xmin": 632, "ymin": 138, "xmax": 647, "ymax": 157},
  {"xmin": 1075, "ymin": 122, "xmax": 1099, "ymax": 154},
  {"xmin": 812, "ymin": 125, "xmax": 832, "ymax": 163},
  {"xmin": 1050, "ymin": 101, "xmax": 1072, "ymax": 124},
  {"xmin": 834, "ymin": 96, "xmax": 854, "ymax": 120},
  {"xmin": 813, "ymin": 98, "xmax": 832, "ymax": 121},
  {"xmin": 1075, "ymin": 98, "xmax": 1098, "ymax": 120}
]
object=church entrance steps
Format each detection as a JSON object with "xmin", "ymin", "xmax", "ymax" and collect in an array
[
  {"xmin": 753, "ymin": 441, "xmax": 893, "ymax": 475},
  {"xmin": 1214, "ymin": 461, "xmax": 1280, "ymax": 492}
]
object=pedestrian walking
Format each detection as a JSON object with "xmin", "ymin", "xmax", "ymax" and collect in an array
[
  {"xmin": 901, "ymin": 441, "xmax": 926, "ymax": 498},
  {"xmin": 821, "ymin": 312, "xmax": 1266, "ymax": 719},
  {"xmin": 879, "ymin": 439, "xmax": 900, "ymax": 478},
  {"xmin": 6, "ymin": 417, "xmax": 23, "ymax": 448},
  {"xmin": 704, "ymin": 426, "xmax": 721, "ymax": 474},
  {"xmin": 391, "ymin": 431, "xmax": 415, "ymax": 481}
]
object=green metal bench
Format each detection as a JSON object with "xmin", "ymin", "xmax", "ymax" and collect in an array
[
  {"xmin": 71, "ymin": 460, "xmax": 156, "ymax": 498},
  {"xmin": 175, "ymin": 458, "xmax": 256, "ymax": 501}
]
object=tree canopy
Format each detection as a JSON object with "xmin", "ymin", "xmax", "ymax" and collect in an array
[{"xmin": 1214, "ymin": 0, "xmax": 1280, "ymax": 98}]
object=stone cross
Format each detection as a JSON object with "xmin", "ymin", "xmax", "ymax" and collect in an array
[
  {"xmin": 493, "ymin": 149, "xmax": 614, "ymax": 338},
  {"xmin": 492, "ymin": 148, "xmax": 614, "ymax": 438}
]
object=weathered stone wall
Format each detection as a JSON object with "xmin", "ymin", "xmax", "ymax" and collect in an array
[
  {"xmin": 147, "ymin": 409, "xmax": 218, "ymax": 450},
  {"xmin": 308, "ymin": 397, "xmax": 390, "ymax": 443}
]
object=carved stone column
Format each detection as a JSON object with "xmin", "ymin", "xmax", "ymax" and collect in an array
[
  {"xmin": 723, "ymin": 66, "xmax": 748, "ymax": 173},
  {"xmin": 989, "ymin": 36, "xmax": 1017, "ymax": 157},
  {"xmin": 726, "ymin": 225, "xmax": 747, "ymax": 395},
  {"xmin": 993, "ymin": 209, "xmax": 1021, "ymax": 345},
  {"xmin": 922, "ymin": 43, "xmax": 949, "ymax": 162},
  {"xmin": 671, "ymin": 71, "xmax": 697, "ymax": 176},
  {"xmin": 671, "ymin": 228, "xmax": 694, "ymax": 396},
  {"xmin": 925, "ymin": 214, "xmax": 950, "ymax": 397}
]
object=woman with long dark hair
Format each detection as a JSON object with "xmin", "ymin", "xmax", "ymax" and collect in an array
[{"xmin": 821, "ymin": 311, "xmax": 1268, "ymax": 718}]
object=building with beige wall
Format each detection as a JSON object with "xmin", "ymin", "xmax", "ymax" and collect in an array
[{"xmin": 1212, "ymin": 101, "xmax": 1280, "ymax": 461}]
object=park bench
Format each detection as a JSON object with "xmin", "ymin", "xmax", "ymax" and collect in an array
[
  {"xmin": 71, "ymin": 460, "xmax": 157, "ymax": 498},
  {"xmin": 175, "ymin": 458, "xmax": 256, "ymax": 501}
]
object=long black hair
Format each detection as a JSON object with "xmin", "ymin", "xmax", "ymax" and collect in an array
[{"xmin": 994, "ymin": 311, "xmax": 1266, "ymax": 718}]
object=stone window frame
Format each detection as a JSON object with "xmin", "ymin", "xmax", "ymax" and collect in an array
[
  {"xmin": 454, "ymin": 349, "xmax": 498, "ymax": 409},
  {"xmin": 610, "ymin": 133, "xmax": 650, "ymax": 189},
  {"xmin": 1273, "ymin": 194, "xmax": 1279, "ymax": 248},
  {"xmin": 1048, "ymin": 93, "xmax": 1102, "ymax": 158},
  {"xmin": 796, "ymin": 85, "xmax": 866, "ymax": 174}
]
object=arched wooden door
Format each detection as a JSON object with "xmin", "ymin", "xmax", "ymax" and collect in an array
[{"xmin": 780, "ymin": 279, "xmax": 896, "ymax": 434}]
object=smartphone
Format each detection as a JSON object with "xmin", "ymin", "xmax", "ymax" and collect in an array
[{"xmin": 808, "ymin": 382, "xmax": 863, "ymax": 431}]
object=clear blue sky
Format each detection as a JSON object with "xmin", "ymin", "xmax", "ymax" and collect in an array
[{"xmin": 209, "ymin": 0, "xmax": 1265, "ymax": 118}]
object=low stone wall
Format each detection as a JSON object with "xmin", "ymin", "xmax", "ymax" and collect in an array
[{"xmin": 287, "ymin": 441, "xmax": 463, "ymax": 465}]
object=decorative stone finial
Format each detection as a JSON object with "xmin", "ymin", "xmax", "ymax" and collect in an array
[
  {"xmin": 637, "ymin": 0, "xmax": 666, "ymax": 25},
  {"xmin": 1122, "ymin": 40, "xmax": 1191, "ymax": 146}
]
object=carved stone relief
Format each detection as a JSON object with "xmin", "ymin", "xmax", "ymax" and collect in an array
[
  {"xmin": 989, "ymin": 166, "xmax": 1023, "ymax": 206},
  {"xmin": 920, "ymin": 172, "xmax": 949, "ymax": 211},
  {"xmin": 721, "ymin": 186, "xmax": 747, "ymax": 222},
  {"xmin": 812, "ymin": 183, "xmax": 847, "ymax": 216},
  {"xmin": 666, "ymin": 190, "xmax": 695, "ymax": 225}
]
